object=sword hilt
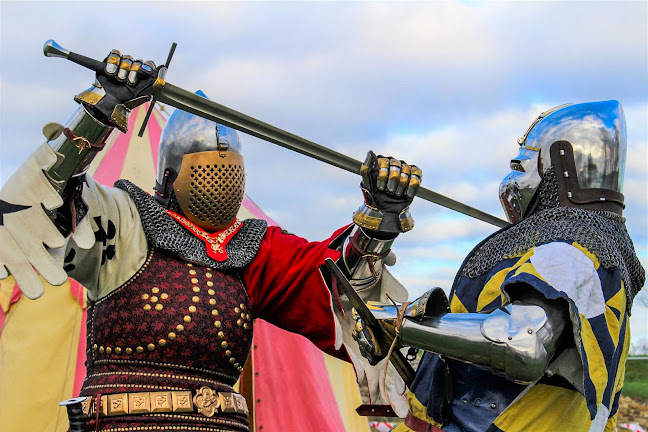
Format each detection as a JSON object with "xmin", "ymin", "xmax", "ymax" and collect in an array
[
  {"xmin": 59, "ymin": 396, "xmax": 88, "ymax": 432},
  {"xmin": 43, "ymin": 40, "xmax": 105, "ymax": 72}
]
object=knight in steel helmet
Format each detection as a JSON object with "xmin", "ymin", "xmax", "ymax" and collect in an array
[
  {"xmin": 154, "ymin": 91, "xmax": 245, "ymax": 232},
  {"xmin": 499, "ymin": 100, "xmax": 627, "ymax": 223}
]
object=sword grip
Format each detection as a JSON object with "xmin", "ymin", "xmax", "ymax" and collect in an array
[
  {"xmin": 43, "ymin": 40, "xmax": 105, "ymax": 73},
  {"xmin": 60, "ymin": 397, "xmax": 88, "ymax": 432}
]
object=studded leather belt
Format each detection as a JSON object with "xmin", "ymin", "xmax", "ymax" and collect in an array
[{"xmin": 79, "ymin": 386, "xmax": 249, "ymax": 418}]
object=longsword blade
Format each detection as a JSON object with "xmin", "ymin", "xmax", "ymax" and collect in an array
[{"xmin": 157, "ymin": 83, "xmax": 510, "ymax": 228}]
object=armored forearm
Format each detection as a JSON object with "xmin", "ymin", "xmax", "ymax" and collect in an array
[
  {"xmin": 398, "ymin": 302, "xmax": 565, "ymax": 384},
  {"xmin": 339, "ymin": 225, "xmax": 396, "ymax": 292}
]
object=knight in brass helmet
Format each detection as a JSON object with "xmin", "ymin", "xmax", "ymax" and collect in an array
[
  {"xmin": 0, "ymin": 49, "xmax": 421, "ymax": 430},
  {"xmin": 351, "ymin": 101, "xmax": 645, "ymax": 432}
]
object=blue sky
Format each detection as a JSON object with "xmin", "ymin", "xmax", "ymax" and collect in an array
[{"xmin": 1, "ymin": 1, "xmax": 646, "ymax": 346}]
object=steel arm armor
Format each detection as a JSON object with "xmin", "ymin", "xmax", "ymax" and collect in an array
[
  {"xmin": 398, "ymin": 301, "xmax": 565, "ymax": 384},
  {"xmin": 339, "ymin": 225, "xmax": 396, "ymax": 292}
]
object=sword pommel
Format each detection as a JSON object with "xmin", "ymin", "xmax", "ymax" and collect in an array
[{"xmin": 43, "ymin": 39, "xmax": 69, "ymax": 58}]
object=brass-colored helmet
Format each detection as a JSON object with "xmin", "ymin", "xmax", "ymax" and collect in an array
[
  {"xmin": 499, "ymin": 100, "xmax": 627, "ymax": 223},
  {"xmin": 155, "ymin": 91, "xmax": 245, "ymax": 232}
]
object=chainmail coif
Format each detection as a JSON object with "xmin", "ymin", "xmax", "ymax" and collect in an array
[
  {"xmin": 461, "ymin": 168, "xmax": 645, "ymax": 312},
  {"xmin": 115, "ymin": 179, "xmax": 267, "ymax": 270}
]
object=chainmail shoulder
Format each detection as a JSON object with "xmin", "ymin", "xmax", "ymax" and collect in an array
[
  {"xmin": 461, "ymin": 204, "xmax": 645, "ymax": 311},
  {"xmin": 115, "ymin": 179, "xmax": 267, "ymax": 270}
]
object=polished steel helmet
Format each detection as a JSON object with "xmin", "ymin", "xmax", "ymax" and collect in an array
[
  {"xmin": 155, "ymin": 91, "xmax": 245, "ymax": 232},
  {"xmin": 499, "ymin": 100, "xmax": 627, "ymax": 223}
]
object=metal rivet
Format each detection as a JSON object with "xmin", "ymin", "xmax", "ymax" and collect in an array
[
  {"xmin": 168, "ymin": 332, "xmax": 176, "ymax": 340},
  {"xmin": 141, "ymin": 294, "xmax": 149, "ymax": 300},
  {"xmin": 143, "ymin": 304, "xmax": 151, "ymax": 311},
  {"xmin": 159, "ymin": 339, "xmax": 167, "ymax": 347},
  {"xmin": 218, "ymin": 331, "xmax": 224, "ymax": 338},
  {"xmin": 237, "ymin": 319, "xmax": 243, "ymax": 326},
  {"xmin": 208, "ymin": 289, "xmax": 215, "ymax": 295},
  {"xmin": 241, "ymin": 313, "xmax": 246, "ymax": 319},
  {"xmin": 93, "ymin": 344, "xmax": 98, "ymax": 351},
  {"xmin": 177, "ymin": 325, "xmax": 185, "ymax": 332},
  {"xmin": 229, "ymin": 357, "xmax": 235, "ymax": 363},
  {"xmin": 115, "ymin": 347, "xmax": 122, "ymax": 354},
  {"xmin": 207, "ymin": 281, "xmax": 214, "ymax": 287},
  {"xmin": 136, "ymin": 346, "xmax": 144, "ymax": 353},
  {"xmin": 99, "ymin": 346, "xmax": 105, "ymax": 353},
  {"xmin": 209, "ymin": 299, "xmax": 217, "ymax": 305},
  {"xmin": 193, "ymin": 287, "xmax": 200, "ymax": 293},
  {"xmin": 147, "ymin": 344, "xmax": 155, "ymax": 351},
  {"xmin": 152, "ymin": 287, "xmax": 160, "ymax": 294},
  {"xmin": 243, "ymin": 323, "xmax": 249, "ymax": 330},
  {"xmin": 508, "ymin": 336, "xmax": 513, "ymax": 340},
  {"xmin": 461, "ymin": 398, "xmax": 468, "ymax": 404},
  {"xmin": 240, "ymin": 304, "xmax": 245, "ymax": 310},
  {"xmin": 184, "ymin": 316, "xmax": 192, "ymax": 323},
  {"xmin": 212, "ymin": 310, "xmax": 219, "ymax": 316},
  {"xmin": 490, "ymin": 402, "xmax": 497, "ymax": 409},
  {"xmin": 246, "ymin": 314, "xmax": 251, "ymax": 320},
  {"xmin": 106, "ymin": 347, "xmax": 112, "ymax": 354},
  {"xmin": 225, "ymin": 350, "xmax": 232, "ymax": 356},
  {"xmin": 189, "ymin": 306, "xmax": 197, "ymax": 313},
  {"xmin": 187, "ymin": 263, "xmax": 193, "ymax": 267},
  {"xmin": 235, "ymin": 307, "xmax": 240, "ymax": 313},
  {"xmin": 528, "ymin": 329, "xmax": 533, "ymax": 334},
  {"xmin": 221, "ymin": 341, "xmax": 228, "ymax": 349},
  {"xmin": 155, "ymin": 304, "xmax": 163, "ymax": 311},
  {"xmin": 126, "ymin": 348, "xmax": 133, "ymax": 354},
  {"xmin": 192, "ymin": 296, "xmax": 200, "ymax": 303},
  {"xmin": 160, "ymin": 293, "xmax": 169, "ymax": 300},
  {"xmin": 214, "ymin": 321, "xmax": 222, "ymax": 328},
  {"xmin": 151, "ymin": 296, "xmax": 158, "ymax": 303},
  {"xmin": 474, "ymin": 398, "xmax": 482, "ymax": 406},
  {"xmin": 234, "ymin": 363, "xmax": 240, "ymax": 368},
  {"xmin": 206, "ymin": 273, "xmax": 212, "ymax": 278},
  {"xmin": 189, "ymin": 270, "xmax": 197, "ymax": 275},
  {"xmin": 191, "ymin": 278, "xmax": 198, "ymax": 284}
]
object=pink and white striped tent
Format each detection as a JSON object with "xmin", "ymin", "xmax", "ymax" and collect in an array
[{"xmin": 0, "ymin": 103, "xmax": 371, "ymax": 432}]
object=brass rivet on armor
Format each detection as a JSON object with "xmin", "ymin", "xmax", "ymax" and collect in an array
[
  {"xmin": 99, "ymin": 346, "xmax": 105, "ymax": 353},
  {"xmin": 159, "ymin": 339, "xmax": 167, "ymax": 347},
  {"xmin": 246, "ymin": 314, "xmax": 251, "ymax": 320},
  {"xmin": 237, "ymin": 319, "xmax": 243, "ymax": 326},
  {"xmin": 206, "ymin": 272, "xmax": 212, "ymax": 278},
  {"xmin": 184, "ymin": 315, "xmax": 192, "ymax": 323},
  {"xmin": 207, "ymin": 281, "xmax": 214, "ymax": 287},
  {"xmin": 143, "ymin": 304, "xmax": 151, "ymax": 311},
  {"xmin": 155, "ymin": 304, "xmax": 163, "ymax": 311},
  {"xmin": 234, "ymin": 363, "xmax": 240, "ymax": 368},
  {"xmin": 244, "ymin": 323, "xmax": 249, "ymax": 330},
  {"xmin": 192, "ymin": 296, "xmax": 200, "ymax": 303},
  {"xmin": 240, "ymin": 304, "xmax": 245, "ymax": 310},
  {"xmin": 189, "ymin": 270, "xmax": 197, "ymax": 275},
  {"xmin": 241, "ymin": 313, "xmax": 246, "ymax": 319},
  {"xmin": 193, "ymin": 286, "xmax": 200, "ymax": 293},
  {"xmin": 151, "ymin": 296, "xmax": 158, "ymax": 303},
  {"xmin": 168, "ymin": 332, "xmax": 176, "ymax": 340},
  {"xmin": 176, "ymin": 324, "xmax": 185, "ymax": 332},
  {"xmin": 136, "ymin": 346, "xmax": 144, "ymax": 353},
  {"xmin": 225, "ymin": 350, "xmax": 232, "ymax": 357},
  {"xmin": 106, "ymin": 347, "xmax": 112, "ymax": 354},
  {"xmin": 141, "ymin": 294, "xmax": 149, "ymax": 300},
  {"xmin": 238, "ymin": 366, "xmax": 244, "ymax": 372},
  {"xmin": 221, "ymin": 341, "xmax": 228, "ymax": 349},
  {"xmin": 209, "ymin": 299, "xmax": 216, "ymax": 305},
  {"xmin": 93, "ymin": 344, "xmax": 98, "ymax": 351},
  {"xmin": 235, "ymin": 307, "xmax": 240, "ymax": 313},
  {"xmin": 126, "ymin": 348, "xmax": 133, "ymax": 354},
  {"xmin": 147, "ymin": 344, "xmax": 155, "ymax": 351},
  {"xmin": 207, "ymin": 267, "xmax": 212, "ymax": 271},
  {"xmin": 208, "ymin": 289, "xmax": 215, "ymax": 295},
  {"xmin": 229, "ymin": 357, "xmax": 236, "ymax": 363},
  {"xmin": 191, "ymin": 278, "xmax": 198, "ymax": 284},
  {"xmin": 189, "ymin": 306, "xmax": 197, "ymax": 313},
  {"xmin": 187, "ymin": 263, "xmax": 193, "ymax": 267},
  {"xmin": 161, "ymin": 293, "xmax": 169, "ymax": 300},
  {"xmin": 152, "ymin": 287, "xmax": 160, "ymax": 294},
  {"xmin": 115, "ymin": 347, "xmax": 122, "ymax": 354},
  {"xmin": 217, "ymin": 331, "xmax": 224, "ymax": 338},
  {"xmin": 214, "ymin": 321, "xmax": 222, "ymax": 328},
  {"xmin": 212, "ymin": 310, "xmax": 219, "ymax": 316}
]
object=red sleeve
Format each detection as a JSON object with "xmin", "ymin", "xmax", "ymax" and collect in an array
[{"xmin": 242, "ymin": 225, "xmax": 351, "ymax": 361}]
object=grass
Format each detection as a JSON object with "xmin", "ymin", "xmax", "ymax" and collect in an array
[{"xmin": 624, "ymin": 358, "xmax": 648, "ymax": 401}]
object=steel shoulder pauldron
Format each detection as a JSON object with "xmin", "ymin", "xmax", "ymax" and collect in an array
[
  {"xmin": 399, "ymin": 303, "xmax": 561, "ymax": 384},
  {"xmin": 340, "ymin": 225, "xmax": 396, "ymax": 292}
]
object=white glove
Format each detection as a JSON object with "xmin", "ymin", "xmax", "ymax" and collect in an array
[{"xmin": 0, "ymin": 143, "xmax": 68, "ymax": 298}]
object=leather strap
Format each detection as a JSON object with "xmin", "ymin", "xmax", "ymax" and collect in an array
[{"xmin": 404, "ymin": 412, "xmax": 445, "ymax": 432}]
